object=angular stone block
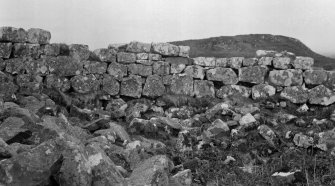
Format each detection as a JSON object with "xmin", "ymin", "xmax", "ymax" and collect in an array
[
  {"xmin": 292, "ymin": 56, "xmax": 314, "ymax": 70},
  {"xmin": 25, "ymin": 58, "xmax": 49, "ymax": 76},
  {"xmin": 0, "ymin": 43, "xmax": 12, "ymax": 58},
  {"xmin": 324, "ymin": 71, "xmax": 335, "ymax": 91},
  {"xmin": 216, "ymin": 85, "xmax": 251, "ymax": 98},
  {"xmin": 170, "ymin": 63, "xmax": 186, "ymax": 74},
  {"xmin": 193, "ymin": 57, "xmax": 215, "ymax": 67},
  {"xmin": 45, "ymin": 74, "xmax": 71, "ymax": 92},
  {"xmin": 42, "ymin": 44, "xmax": 61, "ymax": 56},
  {"xmin": 227, "ymin": 57, "xmax": 244, "ymax": 69},
  {"xmin": 102, "ymin": 74, "xmax": 120, "ymax": 96},
  {"xmin": 69, "ymin": 44, "xmax": 90, "ymax": 61},
  {"xmin": 273, "ymin": 57, "xmax": 291, "ymax": 69},
  {"xmin": 142, "ymin": 75, "xmax": 165, "ymax": 98},
  {"xmin": 153, "ymin": 61, "xmax": 170, "ymax": 75},
  {"xmin": 206, "ymin": 67, "xmax": 238, "ymax": 85},
  {"xmin": 251, "ymin": 84, "xmax": 276, "ymax": 99},
  {"xmin": 27, "ymin": 28, "xmax": 51, "ymax": 44},
  {"xmin": 83, "ymin": 60, "xmax": 108, "ymax": 74},
  {"xmin": 243, "ymin": 58, "xmax": 258, "ymax": 66},
  {"xmin": 151, "ymin": 42, "xmax": 179, "ymax": 56},
  {"xmin": 178, "ymin": 46, "xmax": 190, "ymax": 58},
  {"xmin": 280, "ymin": 86, "xmax": 308, "ymax": 103},
  {"xmin": 128, "ymin": 64, "xmax": 152, "ymax": 77},
  {"xmin": 117, "ymin": 52, "xmax": 136, "ymax": 63},
  {"xmin": 215, "ymin": 58, "xmax": 228, "ymax": 67},
  {"xmin": 136, "ymin": 53, "xmax": 149, "ymax": 60},
  {"xmin": 184, "ymin": 65, "xmax": 205, "ymax": 79},
  {"xmin": 107, "ymin": 61, "xmax": 127, "ymax": 81},
  {"xmin": 239, "ymin": 66, "xmax": 268, "ymax": 84},
  {"xmin": 93, "ymin": 48, "xmax": 117, "ymax": 62},
  {"xmin": 269, "ymin": 69, "xmax": 303, "ymax": 86},
  {"xmin": 165, "ymin": 57, "xmax": 192, "ymax": 65},
  {"xmin": 169, "ymin": 74, "xmax": 194, "ymax": 96},
  {"xmin": 16, "ymin": 74, "xmax": 43, "ymax": 94},
  {"xmin": 193, "ymin": 80, "xmax": 215, "ymax": 98},
  {"xmin": 258, "ymin": 57, "xmax": 273, "ymax": 66},
  {"xmin": 126, "ymin": 41, "xmax": 151, "ymax": 53},
  {"xmin": 45, "ymin": 56, "xmax": 83, "ymax": 76},
  {"xmin": 13, "ymin": 43, "xmax": 41, "ymax": 59},
  {"xmin": 136, "ymin": 60, "xmax": 153, "ymax": 66},
  {"xmin": 0, "ymin": 26, "xmax": 27, "ymax": 43},
  {"xmin": 308, "ymin": 85, "xmax": 335, "ymax": 106},
  {"xmin": 303, "ymin": 70, "xmax": 327, "ymax": 85},
  {"xmin": 70, "ymin": 74, "xmax": 100, "ymax": 93},
  {"xmin": 120, "ymin": 75, "xmax": 143, "ymax": 98},
  {"xmin": 149, "ymin": 53, "xmax": 162, "ymax": 61}
]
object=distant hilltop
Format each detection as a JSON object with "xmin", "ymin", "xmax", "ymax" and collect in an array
[{"xmin": 170, "ymin": 34, "xmax": 335, "ymax": 70}]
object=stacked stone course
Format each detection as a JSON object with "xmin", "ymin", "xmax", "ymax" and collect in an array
[{"xmin": 1, "ymin": 26, "xmax": 335, "ymax": 106}]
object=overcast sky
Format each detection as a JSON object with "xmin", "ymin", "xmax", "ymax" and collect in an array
[{"xmin": 0, "ymin": 0, "xmax": 334, "ymax": 57}]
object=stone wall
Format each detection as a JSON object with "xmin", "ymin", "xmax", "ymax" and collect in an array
[{"xmin": 1, "ymin": 26, "xmax": 335, "ymax": 106}]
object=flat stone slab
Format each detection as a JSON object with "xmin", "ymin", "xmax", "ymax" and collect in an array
[
  {"xmin": 269, "ymin": 69, "xmax": 303, "ymax": 86},
  {"xmin": 27, "ymin": 28, "xmax": 51, "ymax": 44},
  {"xmin": 151, "ymin": 42, "xmax": 180, "ymax": 56},
  {"xmin": 292, "ymin": 56, "xmax": 314, "ymax": 70}
]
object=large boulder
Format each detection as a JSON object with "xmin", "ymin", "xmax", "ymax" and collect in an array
[
  {"xmin": 216, "ymin": 85, "xmax": 251, "ymax": 98},
  {"xmin": 27, "ymin": 28, "xmax": 51, "ymax": 44},
  {"xmin": 238, "ymin": 66, "xmax": 268, "ymax": 84},
  {"xmin": 303, "ymin": 70, "xmax": 327, "ymax": 85},
  {"xmin": 151, "ymin": 42, "xmax": 179, "ymax": 56},
  {"xmin": 142, "ymin": 75, "xmax": 165, "ymax": 98},
  {"xmin": 184, "ymin": 65, "xmax": 205, "ymax": 79},
  {"xmin": 308, "ymin": 85, "xmax": 335, "ymax": 106},
  {"xmin": 169, "ymin": 74, "xmax": 194, "ymax": 96},
  {"xmin": 120, "ymin": 75, "xmax": 143, "ymax": 98},
  {"xmin": 117, "ymin": 52, "xmax": 136, "ymax": 63},
  {"xmin": 0, "ymin": 43, "xmax": 12, "ymax": 58},
  {"xmin": 292, "ymin": 56, "xmax": 314, "ymax": 70},
  {"xmin": 0, "ymin": 26, "xmax": 27, "ymax": 43},
  {"xmin": 269, "ymin": 69, "xmax": 303, "ymax": 86},
  {"xmin": 251, "ymin": 84, "xmax": 276, "ymax": 99},
  {"xmin": 193, "ymin": 80, "xmax": 215, "ymax": 98},
  {"xmin": 69, "ymin": 44, "xmax": 90, "ymax": 61},
  {"xmin": 280, "ymin": 86, "xmax": 308, "ymax": 103},
  {"xmin": 107, "ymin": 61, "xmax": 127, "ymax": 81},
  {"xmin": 126, "ymin": 41, "xmax": 151, "ymax": 53},
  {"xmin": 272, "ymin": 57, "xmax": 291, "ymax": 69},
  {"xmin": 193, "ymin": 57, "xmax": 216, "ymax": 67},
  {"xmin": 206, "ymin": 67, "xmax": 238, "ymax": 85}
]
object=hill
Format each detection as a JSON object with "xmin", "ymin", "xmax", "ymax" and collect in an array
[{"xmin": 170, "ymin": 34, "xmax": 335, "ymax": 70}]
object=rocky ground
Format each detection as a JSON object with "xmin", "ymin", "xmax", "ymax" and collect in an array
[{"xmin": 2, "ymin": 89, "xmax": 335, "ymax": 186}]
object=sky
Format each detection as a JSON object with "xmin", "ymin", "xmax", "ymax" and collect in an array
[{"xmin": 0, "ymin": 0, "xmax": 334, "ymax": 57}]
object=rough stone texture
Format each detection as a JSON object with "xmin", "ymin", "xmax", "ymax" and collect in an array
[
  {"xmin": 45, "ymin": 56, "xmax": 83, "ymax": 76},
  {"xmin": 93, "ymin": 48, "xmax": 117, "ymax": 62},
  {"xmin": 102, "ymin": 74, "xmax": 120, "ymax": 96},
  {"xmin": 193, "ymin": 57, "xmax": 216, "ymax": 67},
  {"xmin": 45, "ymin": 74, "xmax": 71, "ymax": 92},
  {"xmin": 269, "ymin": 69, "xmax": 303, "ymax": 86},
  {"xmin": 136, "ymin": 53, "xmax": 149, "ymax": 60},
  {"xmin": 151, "ymin": 42, "xmax": 180, "ymax": 56},
  {"xmin": 126, "ymin": 41, "xmax": 151, "ymax": 53},
  {"xmin": 193, "ymin": 80, "xmax": 215, "ymax": 98},
  {"xmin": 142, "ymin": 75, "xmax": 165, "ymax": 98},
  {"xmin": 0, "ymin": 72, "xmax": 19, "ymax": 97},
  {"xmin": 303, "ymin": 70, "xmax": 327, "ymax": 85},
  {"xmin": 107, "ymin": 61, "xmax": 127, "ymax": 81},
  {"xmin": 308, "ymin": 85, "xmax": 335, "ymax": 106},
  {"xmin": 178, "ymin": 46, "xmax": 190, "ymax": 57},
  {"xmin": 0, "ymin": 58, "xmax": 5, "ymax": 71},
  {"xmin": 272, "ymin": 57, "xmax": 291, "ymax": 69},
  {"xmin": 206, "ymin": 67, "xmax": 238, "ymax": 85},
  {"xmin": 227, "ymin": 57, "xmax": 244, "ymax": 69},
  {"xmin": 42, "ymin": 44, "xmax": 61, "ymax": 56},
  {"xmin": 325, "ymin": 71, "xmax": 335, "ymax": 91},
  {"xmin": 251, "ymin": 84, "xmax": 276, "ymax": 99},
  {"xmin": 292, "ymin": 56, "xmax": 314, "ymax": 70},
  {"xmin": 120, "ymin": 75, "xmax": 143, "ymax": 98},
  {"xmin": 0, "ymin": 26, "xmax": 27, "ymax": 43},
  {"xmin": 69, "ymin": 44, "xmax": 90, "ymax": 61},
  {"xmin": 148, "ymin": 53, "xmax": 162, "ymax": 61},
  {"xmin": 0, "ymin": 117, "xmax": 27, "ymax": 141},
  {"xmin": 170, "ymin": 63, "xmax": 186, "ymax": 74},
  {"xmin": 215, "ymin": 58, "xmax": 228, "ymax": 67},
  {"xmin": 5, "ymin": 58, "xmax": 28, "ymax": 75},
  {"xmin": 13, "ymin": 43, "xmax": 41, "ymax": 59},
  {"xmin": 243, "ymin": 58, "xmax": 258, "ymax": 66},
  {"xmin": 25, "ymin": 58, "xmax": 49, "ymax": 76},
  {"xmin": 70, "ymin": 74, "xmax": 100, "ymax": 94},
  {"xmin": 0, "ymin": 43, "xmax": 12, "ymax": 58},
  {"xmin": 83, "ymin": 60, "xmax": 107, "ymax": 74},
  {"xmin": 128, "ymin": 64, "xmax": 152, "ymax": 77},
  {"xmin": 184, "ymin": 65, "xmax": 205, "ymax": 79},
  {"xmin": 280, "ymin": 86, "xmax": 308, "ymax": 104},
  {"xmin": 169, "ymin": 74, "xmax": 194, "ymax": 96},
  {"xmin": 106, "ymin": 98, "xmax": 127, "ymax": 119},
  {"xmin": 117, "ymin": 52, "xmax": 136, "ymax": 63},
  {"xmin": 136, "ymin": 60, "xmax": 153, "ymax": 66},
  {"xmin": 216, "ymin": 85, "xmax": 251, "ymax": 98},
  {"xmin": 27, "ymin": 28, "xmax": 51, "ymax": 44},
  {"xmin": 165, "ymin": 57, "xmax": 192, "ymax": 65},
  {"xmin": 16, "ymin": 74, "xmax": 43, "ymax": 94},
  {"xmin": 153, "ymin": 61, "xmax": 170, "ymax": 75},
  {"xmin": 238, "ymin": 66, "xmax": 268, "ymax": 84},
  {"xmin": 258, "ymin": 57, "xmax": 273, "ymax": 66}
]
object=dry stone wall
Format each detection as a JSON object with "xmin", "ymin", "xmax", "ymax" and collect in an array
[{"xmin": 1, "ymin": 26, "xmax": 335, "ymax": 106}]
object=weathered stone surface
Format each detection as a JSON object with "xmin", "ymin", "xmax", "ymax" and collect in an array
[
  {"xmin": 83, "ymin": 60, "xmax": 107, "ymax": 74},
  {"xmin": 102, "ymin": 74, "xmax": 120, "ymax": 96},
  {"xmin": 206, "ymin": 67, "xmax": 238, "ymax": 84},
  {"xmin": 5, "ymin": 58, "xmax": 28, "ymax": 74},
  {"xmin": 69, "ymin": 44, "xmax": 90, "ymax": 61},
  {"xmin": 16, "ymin": 74, "xmax": 43, "ymax": 94},
  {"xmin": 227, "ymin": 57, "xmax": 244, "ymax": 69},
  {"xmin": 215, "ymin": 58, "xmax": 228, "ymax": 67},
  {"xmin": 126, "ymin": 41, "xmax": 151, "ymax": 53},
  {"xmin": 171, "ymin": 63, "xmax": 186, "ymax": 74},
  {"xmin": 153, "ymin": 61, "xmax": 170, "ymax": 75},
  {"xmin": 308, "ymin": 85, "xmax": 335, "ymax": 106},
  {"xmin": 25, "ymin": 58, "xmax": 49, "ymax": 75},
  {"xmin": 42, "ymin": 43, "xmax": 61, "ymax": 56},
  {"xmin": 293, "ymin": 133, "xmax": 313, "ymax": 148},
  {"xmin": 238, "ymin": 66, "xmax": 268, "ymax": 84},
  {"xmin": 0, "ymin": 58, "xmax": 5, "ymax": 71},
  {"xmin": 205, "ymin": 119, "xmax": 229, "ymax": 138},
  {"xmin": 292, "ymin": 56, "xmax": 314, "ymax": 70},
  {"xmin": 70, "ymin": 74, "xmax": 100, "ymax": 93},
  {"xmin": 45, "ymin": 56, "xmax": 83, "ymax": 76},
  {"xmin": 184, "ymin": 65, "xmax": 205, "ymax": 79},
  {"xmin": 256, "ymin": 50, "xmax": 277, "ymax": 57},
  {"xmin": 107, "ymin": 61, "xmax": 127, "ymax": 81},
  {"xmin": 193, "ymin": 57, "xmax": 216, "ymax": 67},
  {"xmin": 178, "ymin": 46, "xmax": 190, "ymax": 57},
  {"xmin": 239, "ymin": 113, "xmax": 256, "ymax": 126},
  {"xmin": 106, "ymin": 98, "xmax": 127, "ymax": 119},
  {"xmin": 0, "ymin": 26, "xmax": 27, "ymax": 43},
  {"xmin": 280, "ymin": 86, "xmax": 308, "ymax": 103},
  {"xmin": 0, "ymin": 117, "xmax": 27, "ymax": 141},
  {"xmin": 136, "ymin": 59, "xmax": 153, "ymax": 66},
  {"xmin": 162, "ymin": 75, "xmax": 173, "ymax": 85},
  {"xmin": 136, "ymin": 53, "xmax": 149, "ymax": 60},
  {"xmin": 216, "ymin": 85, "xmax": 251, "ymax": 98},
  {"xmin": 165, "ymin": 57, "xmax": 192, "ymax": 65},
  {"xmin": 172, "ymin": 169, "xmax": 192, "ymax": 186},
  {"xmin": 128, "ymin": 155, "xmax": 172, "ymax": 186},
  {"xmin": 27, "ymin": 28, "xmax": 51, "ymax": 44},
  {"xmin": 243, "ymin": 58, "xmax": 258, "ymax": 66},
  {"xmin": 251, "ymin": 84, "xmax": 276, "ymax": 99},
  {"xmin": 93, "ymin": 48, "xmax": 117, "ymax": 62},
  {"xmin": 142, "ymin": 75, "xmax": 165, "ymax": 98},
  {"xmin": 0, "ymin": 71, "xmax": 18, "ymax": 97},
  {"xmin": 13, "ymin": 43, "xmax": 41, "ymax": 59},
  {"xmin": 303, "ymin": 70, "xmax": 327, "ymax": 85},
  {"xmin": 117, "ymin": 52, "xmax": 136, "ymax": 63},
  {"xmin": 169, "ymin": 74, "xmax": 194, "ymax": 96},
  {"xmin": 258, "ymin": 125, "xmax": 278, "ymax": 147},
  {"xmin": 148, "ymin": 53, "xmax": 162, "ymax": 61},
  {"xmin": 45, "ymin": 74, "xmax": 71, "ymax": 92},
  {"xmin": 151, "ymin": 42, "xmax": 179, "ymax": 56},
  {"xmin": 272, "ymin": 57, "xmax": 291, "ymax": 69},
  {"xmin": 0, "ymin": 43, "xmax": 12, "ymax": 58},
  {"xmin": 325, "ymin": 71, "xmax": 335, "ymax": 91},
  {"xmin": 120, "ymin": 75, "xmax": 143, "ymax": 98},
  {"xmin": 193, "ymin": 80, "xmax": 215, "ymax": 98},
  {"xmin": 128, "ymin": 64, "xmax": 152, "ymax": 77},
  {"xmin": 269, "ymin": 69, "xmax": 303, "ymax": 86},
  {"xmin": 258, "ymin": 57, "xmax": 273, "ymax": 66}
]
